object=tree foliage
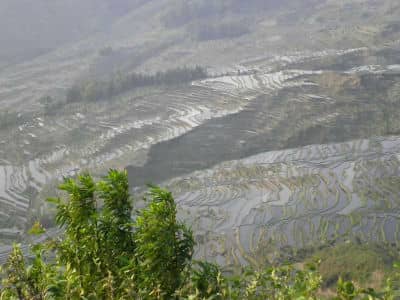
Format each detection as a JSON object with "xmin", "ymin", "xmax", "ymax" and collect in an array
[
  {"xmin": 1, "ymin": 170, "xmax": 400, "ymax": 299},
  {"xmin": 66, "ymin": 66, "xmax": 207, "ymax": 103}
]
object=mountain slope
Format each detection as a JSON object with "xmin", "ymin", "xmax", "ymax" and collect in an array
[
  {"xmin": 0, "ymin": 0, "xmax": 148, "ymax": 66},
  {"xmin": 1, "ymin": 0, "xmax": 400, "ymax": 263}
]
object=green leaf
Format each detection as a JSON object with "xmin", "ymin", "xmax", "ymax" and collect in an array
[{"xmin": 28, "ymin": 221, "xmax": 46, "ymax": 235}]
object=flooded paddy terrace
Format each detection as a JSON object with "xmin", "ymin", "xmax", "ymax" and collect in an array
[{"xmin": 1, "ymin": 45, "xmax": 400, "ymax": 263}]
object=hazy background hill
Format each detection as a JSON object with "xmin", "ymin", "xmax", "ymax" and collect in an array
[
  {"xmin": 0, "ymin": 0, "xmax": 147, "ymax": 67},
  {"xmin": 2, "ymin": 0, "xmax": 400, "ymax": 72}
]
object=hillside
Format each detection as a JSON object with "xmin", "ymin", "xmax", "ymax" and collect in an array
[
  {"xmin": 0, "ymin": 0, "xmax": 400, "ymax": 275},
  {"xmin": 0, "ymin": 0, "xmax": 148, "ymax": 67}
]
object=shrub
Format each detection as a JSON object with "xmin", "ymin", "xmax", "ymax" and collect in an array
[{"xmin": 1, "ymin": 170, "xmax": 399, "ymax": 299}]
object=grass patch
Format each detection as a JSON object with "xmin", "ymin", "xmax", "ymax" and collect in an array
[{"xmin": 307, "ymin": 242, "xmax": 397, "ymax": 289}]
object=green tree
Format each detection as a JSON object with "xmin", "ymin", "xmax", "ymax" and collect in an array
[
  {"xmin": 135, "ymin": 187, "xmax": 194, "ymax": 298},
  {"xmin": 0, "ymin": 170, "xmax": 195, "ymax": 299},
  {"xmin": 1, "ymin": 170, "xmax": 400, "ymax": 299}
]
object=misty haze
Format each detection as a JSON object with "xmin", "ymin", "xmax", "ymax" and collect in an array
[{"xmin": 1, "ymin": 0, "xmax": 400, "ymax": 298}]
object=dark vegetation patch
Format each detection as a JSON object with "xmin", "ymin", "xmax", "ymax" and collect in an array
[
  {"xmin": 382, "ymin": 21, "xmax": 400, "ymax": 38},
  {"xmin": 39, "ymin": 95, "xmax": 65, "ymax": 116},
  {"xmin": 66, "ymin": 66, "xmax": 207, "ymax": 103},
  {"xmin": 0, "ymin": 111, "xmax": 22, "ymax": 130}
]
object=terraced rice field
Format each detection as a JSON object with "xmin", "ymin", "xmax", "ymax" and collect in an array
[
  {"xmin": 127, "ymin": 47, "xmax": 400, "ymax": 266},
  {"xmin": 1, "ymin": 42, "xmax": 400, "ymax": 264},
  {"xmin": 0, "ymin": 83, "xmax": 251, "ymax": 228},
  {"xmin": 164, "ymin": 136, "xmax": 400, "ymax": 267}
]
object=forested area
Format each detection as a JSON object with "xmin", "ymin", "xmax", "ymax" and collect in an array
[
  {"xmin": 66, "ymin": 66, "xmax": 207, "ymax": 103},
  {"xmin": 1, "ymin": 170, "xmax": 399, "ymax": 299}
]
